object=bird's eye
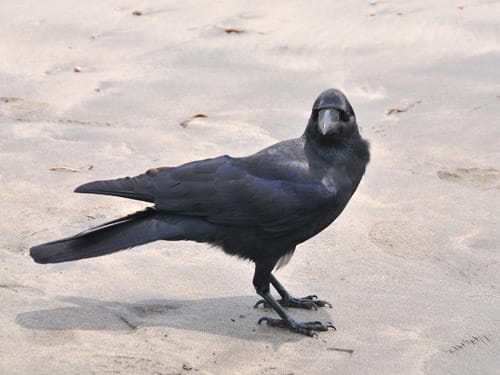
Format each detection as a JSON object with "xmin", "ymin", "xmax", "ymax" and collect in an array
[{"xmin": 340, "ymin": 111, "xmax": 350, "ymax": 122}]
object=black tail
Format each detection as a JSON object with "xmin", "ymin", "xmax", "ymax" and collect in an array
[{"xmin": 30, "ymin": 208, "xmax": 169, "ymax": 264}]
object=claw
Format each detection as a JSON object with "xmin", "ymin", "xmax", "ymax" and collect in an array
[
  {"xmin": 327, "ymin": 322, "xmax": 337, "ymax": 331},
  {"xmin": 258, "ymin": 316, "xmax": 335, "ymax": 337},
  {"xmin": 315, "ymin": 300, "xmax": 333, "ymax": 308},
  {"xmin": 254, "ymin": 296, "xmax": 331, "ymax": 310},
  {"xmin": 254, "ymin": 299, "xmax": 266, "ymax": 308},
  {"xmin": 303, "ymin": 295, "xmax": 332, "ymax": 308},
  {"xmin": 304, "ymin": 294, "xmax": 318, "ymax": 300}
]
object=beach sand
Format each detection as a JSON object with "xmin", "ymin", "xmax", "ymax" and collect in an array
[{"xmin": 1, "ymin": 1, "xmax": 499, "ymax": 373}]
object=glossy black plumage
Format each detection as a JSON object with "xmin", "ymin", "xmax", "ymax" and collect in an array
[{"xmin": 30, "ymin": 89, "xmax": 369, "ymax": 336}]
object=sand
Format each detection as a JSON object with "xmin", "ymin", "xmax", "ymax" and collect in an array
[{"xmin": 1, "ymin": 1, "xmax": 499, "ymax": 374}]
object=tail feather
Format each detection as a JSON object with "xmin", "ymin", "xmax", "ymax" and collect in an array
[
  {"xmin": 75, "ymin": 174, "xmax": 154, "ymax": 203},
  {"xmin": 30, "ymin": 208, "xmax": 167, "ymax": 264},
  {"xmin": 30, "ymin": 209, "xmax": 219, "ymax": 264}
]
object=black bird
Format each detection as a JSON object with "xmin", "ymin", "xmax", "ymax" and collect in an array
[{"xmin": 30, "ymin": 89, "xmax": 370, "ymax": 336}]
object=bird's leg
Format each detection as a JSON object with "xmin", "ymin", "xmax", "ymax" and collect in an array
[
  {"xmin": 253, "ymin": 263, "xmax": 335, "ymax": 336},
  {"xmin": 254, "ymin": 273, "xmax": 332, "ymax": 310}
]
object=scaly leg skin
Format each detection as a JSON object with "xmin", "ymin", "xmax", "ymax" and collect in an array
[
  {"xmin": 257, "ymin": 291, "xmax": 336, "ymax": 337},
  {"xmin": 254, "ymin": 274, "xmax": 332, "ymax": 310}
]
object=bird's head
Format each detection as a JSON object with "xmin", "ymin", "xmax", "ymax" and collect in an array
[{"xmin": 306, "ymin": 89, "xmax": 359, "ymax": 143}]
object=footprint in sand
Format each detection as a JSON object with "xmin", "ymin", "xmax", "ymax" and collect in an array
[
  {"xmin": 131, "ymin": 303, "xmax": 180, "ymax": 318},
  {"xmin": 92, "ymin": 355, "xmax": 166, "ymax": 374},
  {"xmin": 0, "ymin": 97, "xmax": 50, "ymax": 121},
  {"xmin": 437, "ymin": 167, "xmax": 500, "ymax": 190},
  {"xmin": 369, "ymin": 220, "xmax": 435, "ymax": 260}
]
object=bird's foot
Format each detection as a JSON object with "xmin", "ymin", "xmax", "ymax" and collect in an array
[
  {"xmin": 254, "ymin": 295, "xmax": 332, "ymax": 310},
  {"xmin": 258, "ymin": 317, "xmax": 336, "ymax": 337}
]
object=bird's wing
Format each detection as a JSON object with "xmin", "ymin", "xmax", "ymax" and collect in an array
[{"xmin": 148, "ymin": 156, "xmax": 335, "ymax": 234}]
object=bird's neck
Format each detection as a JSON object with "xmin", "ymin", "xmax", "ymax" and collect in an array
[{"xmin": 303, "ymin": 131, "xmax": 370, "ymax": 166}]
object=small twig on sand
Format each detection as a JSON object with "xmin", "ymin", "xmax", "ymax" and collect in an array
[{"xmin": 387, "ymin": 100, "xmax": 421, "ymax": 115}]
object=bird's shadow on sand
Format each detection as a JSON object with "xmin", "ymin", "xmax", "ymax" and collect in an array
[{"xmin": 16, "ymin": 295, "xmax": 335, "ymax": 343}]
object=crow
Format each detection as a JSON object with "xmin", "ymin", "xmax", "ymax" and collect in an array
[{"xmin": 30, "ymin": 89, "xmax": 370, "ymax": 336}]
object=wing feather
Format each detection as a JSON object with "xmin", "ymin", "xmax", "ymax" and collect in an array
[{"xmin": 148, "ymin": 156, "xmax": 335, "ymax": 234}]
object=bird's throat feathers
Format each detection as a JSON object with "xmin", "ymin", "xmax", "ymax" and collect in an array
[{"xmin": 304, "ymin": 124, "xmax": 370, "ymax": 165}]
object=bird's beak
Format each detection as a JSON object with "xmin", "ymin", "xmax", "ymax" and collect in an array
[{"xmin": 318, "ymin": 108, "xmax": 343, "ymax": 136}]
